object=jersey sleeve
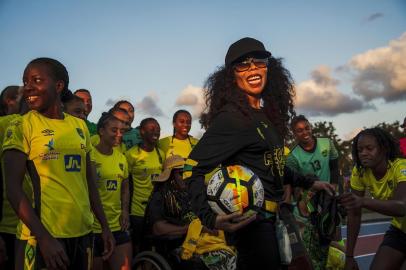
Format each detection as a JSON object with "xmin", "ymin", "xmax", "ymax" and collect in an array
[
  {"xmin": 350, "ymin": 166, "xmax": 366, "ymax": 191},
  {"xmin": 329, "ymin": 139, "xmax": 339, "ymax": 160},
  {"xmin": 394, "ymin": 159, "xmax": 406, "ymax": 184},
  {"xmin": 2, "ymin": 118, "xmax": 29, "ymax": 155},
  {"xmin": 183, "ymin": 111, "xmax": 252, "ymax": 229}
]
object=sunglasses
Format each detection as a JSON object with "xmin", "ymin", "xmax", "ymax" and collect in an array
[{"xmin": 233, "ymin": 58, "xmax": 269, "ymax": 72}]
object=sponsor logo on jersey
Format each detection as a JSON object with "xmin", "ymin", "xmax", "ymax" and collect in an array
[
  {"xmin": 76, "ymin": 128, "xmax": 84, "ymax": 139},
  {"xmin": 401, "ymin": 169, "xmax": 406, "ymax": 177},
  {"xmin": 44, "ymin": 138, "xmax": 55, "ymax": 151},
  {"xmin": 64, "ymin": 155, "xmax": 81, "ymax": 172},
  {"xmin": 106, "ymin": 180, "xmax": 118, "ymax": 191},
  {"xmin": 119, "ymin": 163, "xmax": 124, "ymax": 171},
  {"xmin": 40, "ymin": 151, "xmax": 60, "ymax": 160},
  {"xmin": 41, "ymin": 129, "xmax": 54, "ymax": 136},
  {"xmin": 6, "ymin": 129, "xmax": 12, "ymax": 138}
]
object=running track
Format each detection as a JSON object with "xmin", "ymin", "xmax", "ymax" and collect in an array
[{"xmin": 341, "ymin": 221, "xmax": 391, "ymax": 270}]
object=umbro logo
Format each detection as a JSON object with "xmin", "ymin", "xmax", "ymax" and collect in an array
[{"xmin": 42, "ymin": 129, "xmax": 54, "ymax": 136}]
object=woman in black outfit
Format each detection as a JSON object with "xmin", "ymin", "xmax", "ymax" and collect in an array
[{"xmin": 183, "ymin": 37, "xmax": 334, "ymax": 269}]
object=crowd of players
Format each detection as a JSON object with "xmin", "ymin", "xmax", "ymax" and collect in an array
[{"xmin": 0, "ymin": 39, "xmax": 405, "ymax": 270}]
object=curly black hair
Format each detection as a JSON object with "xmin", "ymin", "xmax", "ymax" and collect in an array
[
  {"xmin": 200, "ymin": 56, "xmax": 295, "ymax": 139},
  {"xmin": 290, "ymin": 114, "xmax": 310, "ymax": 131},
  {"xmin": 352, "ymin": 127, "xmax": 401, "ymax": 170}
]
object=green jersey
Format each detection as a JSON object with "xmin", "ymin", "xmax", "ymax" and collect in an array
[{"xmin": 287, "ymin": 138, "xmax": 338, "ymax": 183}]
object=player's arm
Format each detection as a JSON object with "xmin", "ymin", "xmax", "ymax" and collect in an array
[
  {"xmin": 152, "ymin": 220, "xmax": 188, "ymax": 237},
  {"xmin": 4, "ymin": 149, "xmax": 69, "ymax": 269},
  {"xmin": 86, "ymin": 155, "xmax": 115, "ymax": 259},
  {"xmin": 120, "ymin": 178, "xmax": 130, "ymax": 231}
]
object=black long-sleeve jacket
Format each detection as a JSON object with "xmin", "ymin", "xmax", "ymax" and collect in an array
[{"xmin": 183, "ymin": 106, "xmax": 315, "ymax": 229}]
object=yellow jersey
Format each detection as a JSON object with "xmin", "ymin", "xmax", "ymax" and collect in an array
[
  {"xmin": 351, "ymin": 158, "xmax": 406, "ymax": 232},
  {"xmin": 159, "ymin": 136, "xmax": 198, "ymax": 160},
  {"xmin": 3, "ymin": 111, "xmax": 94, "ymax": 239},
  {"xmin": 126, "ymin": 145, "xmax": 164, "ymax": 216},
  {"xmin": 91, "ymin": 147, "xmax": 128, "ymax": 233}
]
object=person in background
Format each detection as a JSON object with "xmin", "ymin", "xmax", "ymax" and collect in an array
[
  {"xmin": 90, "ymin": 107, "xmax": 130, "ymax": 153},
  {"xmin": 286, "ymin": 114, "xmax": 340, "ymax": 269},
  {"xmin": 125, "ymin": 117, "xmax": 164, "ymax": 255},
  {"xmin": 400, "ymin": 117, "xmax": 406, "ymax": 157},
  {"xmin": 0, "ymin": 90, "xmax": 29, "ymax": 269},
  {"xmin": 3, "ymin": 57, "xmax": 114, "ymax": 269},
  {"xmin": 113, "ymin": 100, "xmax": 142, "ymax": 150},
  {"xmin": 159, "ymin": 110, "xmax": 198, "ymax": 159},
  {"xmin": 341, "ymin": 128, "xmax": 406, "ymax": 270},
  {"xmin": 74, "ymin": 88, "xmax": 97, "ymax": 136},
  {"xmin": 0, "ymin": 85, "xmax": 22, "ymax": 116},
  {"xmin": 61, "ymin": 89, "xmax": 86, "ymax": 120},
  {"xmin": 147, "ymin": 155, "xmax": 236, "ymax": 270},
  {"xmin": 92, "ymin": 111, "xmax": 132, "ymax": 270}
]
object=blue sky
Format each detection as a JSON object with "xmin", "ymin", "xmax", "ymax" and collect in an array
[{"xmin": 1, "ymin": 0, "xmax": 405, "ymax": 139}]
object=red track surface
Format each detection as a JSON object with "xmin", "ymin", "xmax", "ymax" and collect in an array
[{"xmin": 354, "ymin": 234, "xmax": 384, "ymax": 256}]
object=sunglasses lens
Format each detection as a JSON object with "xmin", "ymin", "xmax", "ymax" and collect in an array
[
  {"xmin": 234, "ymin": 58, "xmax": 268, "ymax": 72},
  {"xmin": 234, "ymin": 62, "xmax": 251, "ymax": 72},
  {"xmin": 253, "ymin": 60, "xmax": 267, "ymax": 68}
]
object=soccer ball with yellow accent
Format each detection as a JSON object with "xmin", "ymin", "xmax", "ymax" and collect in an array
[{"xmin": 207, "ymin": 165, "xmax": 264, "ymax": 219}]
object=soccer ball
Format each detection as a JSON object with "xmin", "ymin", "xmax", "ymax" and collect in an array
[{"xmin": 207, "ymin": 165, "xmax": 264, "ymax": 218}]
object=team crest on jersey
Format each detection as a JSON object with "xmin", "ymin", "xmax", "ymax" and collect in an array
[
  {"xmin": 76, "ymin": 128, "xmax": 84, "ymax": 139},
  {"xmin": 401, "ymin": 169, "xmax": 406, "ymax": 177},
  {"xmin": 106, "ymin": 180, "xmax": 118, "ymax": 191},
  {"xmin": 41, "ymin": 129, "xmax": 54, "ymax": 136},
  {"xmin": 44, "ymin": 138, "xmax": 55, "ymax": 151},
  {"xmin": 119, "ymin": 163, "xmax": 124, "ymax": 171},
  {"xmin": 6, "ymin": 129, "xmax": 12, "ymax": 138},
  {"xmin": 64, "ymin": 155, "xmax": 81, "ymax": 172},
  {"xmin": 321, "ymin": 149, "xmax": 328, "ymax": 157}
]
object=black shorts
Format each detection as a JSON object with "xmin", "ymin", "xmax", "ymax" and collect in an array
[
  {"xmin": 380, "ymin": 225, "xmax": 406, "ymax": 254},
  {"xmin": 15, "ymin": 233, "xmax": 93, "ymax": 270},
  {"xmin": 93, "ymin": 230, "xmax": 131, "ymax": 257},
  {"xmin": 130, "ymin": 215, "xmax": 145, "ymax": 246}
]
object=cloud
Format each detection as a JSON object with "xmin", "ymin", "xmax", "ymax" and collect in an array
[
  {"xmin": 105, "ymin": 98, "xmax": 116, "ymax": 107},
  {"xmin": 295, "ymin": 66, "xmax": 373, "ymax": 116},
  {"xmin": 343, "ymin": 127, "xmax": 363, "ymax": 141},
  {"xmin": 365, "ymin": 12, "xmax": 384, "ymax": 22},
  {"xmin": 349, "ymin": 32, "xmax": 406, "ymax": 102},
  {"xmin": 135, "ymin": 94, "xmax": 164, "ymax": 117},
  {"xmin": 175, "ymin": 85, "xmax": 205, "ymax": 118}
]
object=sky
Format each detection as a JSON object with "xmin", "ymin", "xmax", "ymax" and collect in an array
[{"xmin": 1, "ymin": 0, "xmax": 405, "ymax": 140}]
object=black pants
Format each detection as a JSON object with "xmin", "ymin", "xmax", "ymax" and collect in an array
[
  {"xmin": 233, "ymin": 218, "xmax": 284, "ymax": 270},
  {"xmin": 0, "ymin": 232, "xmax": 15, "ymax": 270}
]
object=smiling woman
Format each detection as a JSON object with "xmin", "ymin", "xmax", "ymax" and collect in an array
[{"xmin": 2, "ymin": 57, "xmax": 115, "ymax": 269}]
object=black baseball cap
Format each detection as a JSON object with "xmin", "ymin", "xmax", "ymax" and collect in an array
[{"xmin": 225, "ymin": 37, "xmax": 272, "ymax": 67}]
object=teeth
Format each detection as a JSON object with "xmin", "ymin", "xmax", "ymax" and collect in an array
[
  {"xmin": 27, "ymin": 96, "xmax": 38, "ymax": 102},
  {"xmin": 247, "ymin": 75, "xmax": 261, "ymax": 81}
]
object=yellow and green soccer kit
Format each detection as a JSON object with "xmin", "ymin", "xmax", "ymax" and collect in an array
[
  {"xmin": 91, "ymin": 134, "xmax": 127, "ymax": 153},
  {"xmin": 2, "ymin": 110, "xmax": 94, "ymax": 239},
  {"xmin": 159, "ymin": 136, "xmax": 198, "ymax": 160},
  {"xmin": 126, "ymin": 146, "xmax": 164, "ymax": 216},
  {"xmin": 92, "ymin": 147, "xmax": 128, "ymax": 233},
  {"xmin": 351, "ymin": 158, "xmax": 406, "ymax": 232}
]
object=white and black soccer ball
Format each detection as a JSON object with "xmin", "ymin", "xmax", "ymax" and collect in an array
[{"xmin": 207, "ymin": 165, "xmax": 264, "ymax": 218}]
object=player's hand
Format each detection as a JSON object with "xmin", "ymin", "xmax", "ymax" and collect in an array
[
  {"xmin": 339, "ymin": 192, "xmax": 364, "ymax": 210},
  {"xmin": 344, "ymin": 257, "xmax": 359, "ymax": 270},
  {"xmin": 101, "ymin": 228, "xmax": 115, "ymax": 260},
  {"xmin": 311, "ymin": 181, "xmax": 335, "ymax": 196},
  {"xmin": 215, "ymin": 212, "xmax": 256, "ymax": 232},
  {"xmin": 37, "ymin": 233, "xmax": 69, "ymax": 270},
  {"xmin": 120, "ymin": 211, "xmax": 130, "ymax": 231}
]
